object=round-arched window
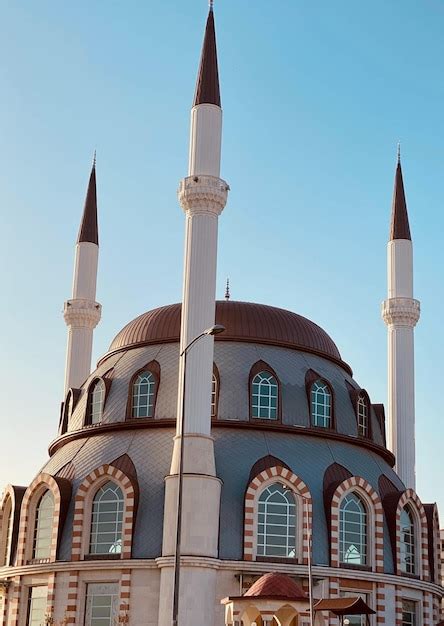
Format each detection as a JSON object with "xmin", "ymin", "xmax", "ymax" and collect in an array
[
  {"xmin": 89, "ymin": 482, "xmax": 124, "ymax": 555},
  {"xmin": 32, "ymin": 490, "xmax": 54, "ymax": 561},
  {"xmin": 339, "ymin": 492, "xmax": 368, "ymax": 565},
  {"xmin": 87, "ymin": 379, "xmax": 105, "ymax": 425},
  {"xmin": 251, "ymin": 371, "xmax": 278, "ymax": 420},
  {"xmin": 400, "ymin": 506, "xmax": 416, "ymax": 574},
  {"xmin": 311, "ymin": 379, "xmax": 332, "ymax": 428},
  {"xmin": 357, "ymin": 394, "xmax": 369, "ymax": 437},
  {"xmin": 257, "ymin": 483, "xmax": 296, "ymax": 557},
  {"xmin": 132, "ymin": 371, "xmax": 157, "ymax": 418}
]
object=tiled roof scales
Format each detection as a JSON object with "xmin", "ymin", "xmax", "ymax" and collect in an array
[
  {"xmin": 193, "ymin": 7, "xmax": 221, "ymax": 107},
  {"xmin": 390, "ymin": 155, "xmax": 411, "ymax": 241},
  {"xmin": 77, "ymin": 157, "xmax": 98, "ymax": 245}
]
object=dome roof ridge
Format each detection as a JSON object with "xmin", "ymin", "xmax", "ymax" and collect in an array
[{"xmin": 102, "ymin": 300, "xmax": 351, "ymax": 374}]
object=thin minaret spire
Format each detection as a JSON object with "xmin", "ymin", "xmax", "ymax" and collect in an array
[
  {"xmin": 63, "ymin": 157, "xmax": 102, "ymax": 396},
  {"xmin": 382, "ymin": 148, "xmax": 420, "ymax": 488}
]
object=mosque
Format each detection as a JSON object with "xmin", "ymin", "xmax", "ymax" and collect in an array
[{"xmin": 0, "ymin": 5, "xmax": 442, "ymax": 626}]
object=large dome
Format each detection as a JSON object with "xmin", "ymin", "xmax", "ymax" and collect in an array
[{"xmin": 107, "ymin": 300, "xmax": 349, "ymax": 371}]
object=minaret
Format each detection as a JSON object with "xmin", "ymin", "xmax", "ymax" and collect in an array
[
  {"xmin": 159, "ymin": 5, "xmax": 228, "ymax": 626},
  {"xmin": 63, "ymin": 157, "xmax": 101, "ymax": 395},
  {"xmin": 382, "ymin": 150, "xmax": 420, "ymax": 488}
]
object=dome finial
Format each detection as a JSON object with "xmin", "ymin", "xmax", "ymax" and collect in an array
[
  {"xmin": 209, "ymin": 0, "xmax": 214, "ymax": 10},
  {"xmin": 397, "ymin": 141, "xmax": 401, "ymax": 165},
  {"xmin": 93, "ymin": 149, "xmax": 97, "ymax": 169},
  {"xmin": 225, "ymin": 277, "xmax": 230, "ymax": 301}
]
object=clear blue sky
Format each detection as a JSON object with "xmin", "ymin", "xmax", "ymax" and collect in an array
[{"xmin": 0, "ymin": 2, "xmax": 443, "ymax": 516}]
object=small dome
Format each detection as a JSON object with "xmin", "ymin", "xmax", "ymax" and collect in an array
[
  {"xmin": 108, "ymin": 301, "xmax": 347, "ymax": 369},
  {"xmin": 244, "ymin": 573, "xmax": 307, "ymax": 600}
]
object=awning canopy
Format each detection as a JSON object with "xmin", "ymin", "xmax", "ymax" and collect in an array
[{"xmin": 314, "ymin": 597, "xmax": 376, "ymax": 616}]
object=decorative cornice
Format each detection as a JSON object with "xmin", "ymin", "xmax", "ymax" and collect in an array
[
  {"xmin": 48, "ymin": 419, "xmax": 395, "ymax": 466},
  {"xmin": 63, "ymin": 298, "xmax": 102, "ymax": 329},
  {"xmin": 381, "ymin": 297, "xmax": 420, "ymax": 327},
  {"xmin": 178, "ymin": 175, "xmax": 229, "ymax": 216}
]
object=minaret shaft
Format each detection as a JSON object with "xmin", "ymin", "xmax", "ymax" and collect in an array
[
  {"xmin": 382, "ymin": 159, "xmax": 419, "ymax": 489},
  {"xmin": 159, "ymin": 8, "xmax": 228, "ymax": 626}
]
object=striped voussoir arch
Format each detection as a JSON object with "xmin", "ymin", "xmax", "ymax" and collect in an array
[
  {"xmin": 71, "ymin": 463, "xmax": 136, "ymax": 561},
  {"xmin": 16, "ymin": 473, "xmax": 63, "ymax": 567},
  {"xmin": 243, "ymin": 464, "xmax": 312, "ymax": 563},
  {"xmin": 395, "ymin": 488, "xmax": 429, "ymax": 580},
  {"xmin": 330, "ymin": 475, "xmax": 384, "ymax": 572}
]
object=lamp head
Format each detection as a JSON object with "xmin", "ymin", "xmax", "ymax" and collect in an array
[{"xmin": 204, "ymin": 324, "xmax": 226, "ymax": 336}]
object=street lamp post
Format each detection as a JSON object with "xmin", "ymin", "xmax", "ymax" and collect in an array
[{"xmin": 171, "ymin": 323, "xmax": 225, "ymax": 626}]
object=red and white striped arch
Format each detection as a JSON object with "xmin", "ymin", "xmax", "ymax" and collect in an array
[
  {"xmin": 16, "ymin": 473, "xmax": 63, "ymax": 566},
  {"xmin": 243, "ymin": 464, "xmax": 312, "ymax": 563},
  {"xmin": 71, "ymin": 463, "xmax": 136, "ymax": 561},
  {"xmin": 395, "ymin": 489, "xmax": 429, "ymax": 580}
]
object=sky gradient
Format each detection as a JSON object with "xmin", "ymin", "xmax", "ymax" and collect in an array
[{"xmin": 0, "ymin": 1, "xmax": 443, "ymax": 515}]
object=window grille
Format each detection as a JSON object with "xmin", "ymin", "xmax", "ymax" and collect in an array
[
  {"xmin": 132, "ymin": 371, "xmax": 156, "ymax": 418},
  {"xmin": 400, "ymin": 506, "xmax": 416, "ymax": 574},
  {"xmin": 32, "ymin": 491, "xmax": 54, "ymax": 560},
  {"xmin": 89, "ymin": 481, "xmax": 124, "ymax": 555},
  {"xmin": 339, "ymin": 492, "xmax": 367, "ymax": 565},
  {"xmin": 251, "ymin": 371, "xmax": 278, "ymax": 420},
  {"xmin": 257, "ymin": 483, "xmax": 296, "ymax": 557},
  {"xmin": 311, "ymin": 379, "xmax": 332, "ymax": 427}
]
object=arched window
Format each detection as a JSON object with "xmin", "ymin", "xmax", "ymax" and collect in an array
[
  {"xmin": 211, "ymin": 372, "xmax": 218, "ymax": 418},
  {"xmin": 339, "ymin": 492, "xmax": 367, "ymax": 565},
  {"xmin": 0, "ymin": 498, "xmax": 12, "ymax": 566},
  {"xmin": 311, "ymin": 379, "xmax": 332, "ymax": 428},
  {"xmin": 257, "ymin": 483, "xmax": 296, "ymax": 557},
  {"xmin": 32, "ymin": 491, "xmax": 54, "ymax": 561},
  {"xmin": 87, "ymin": 379, "xmax": 105, "ymax": 425},
  {"xmin": 251, "ymin": 371, "xmax": 279, "ymax": 420},
  {"xmin": 357, "ymin": 394, "xmax": 368, "ymax": 437},
  {"xmin": 131, "ymin": 371, "xmax": 157, "ymax": 418},
  {"xmin": 89, "ymin": 482, "xmax": 124, "ymax": 555},
  {"xmin": 400, "ymin": 506, "xmax": 416, "ymax": 574}
]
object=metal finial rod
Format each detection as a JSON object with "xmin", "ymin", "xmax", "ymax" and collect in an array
[
  {"xmin": 397, "ymin": 142, "xmax": 401, "ymax": 165},
  {"xmin": 209, "ymin": 0, "xmax": 214, "ymax": 10},
  {"xmin": 93, "ymin": 149, "xmax": 97, "ymax": 168},
  {"xmin": 225, "ymin": 277, "xmax": 230, "ymax": 301}
]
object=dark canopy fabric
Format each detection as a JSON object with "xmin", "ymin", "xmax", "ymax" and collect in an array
[{"xmin": 314, "ymin": 597, "xmax": 376, "ymax": 616}]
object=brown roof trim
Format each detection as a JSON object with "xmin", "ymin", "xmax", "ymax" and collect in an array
[
  {"xmin": 378, "ymin": 474, "xmax": 402, "ymax": 567},
  {"xmin": 193, "ymin": 8, "xmax": 221, "ymax": 107},
  {"xmin": 314, "ymin": 597, "xmax": 375, "ymax": 616},
  {"xmin": 424, "ymin": 503, "xmax": 438, "ymax": 583},
  {"xmin": 390, "ymin": 161, "xmax": 411, "ymax": 241},
  {"xmin": 247, "ymin": 455, "xmax": 292, "ymax": 485},
  {"xmin": 77, "ymin": 161, "xmax": 98, "ymax": 245},
  {"xmin": 48, "ymin": 419, "xmax": 395, "ymax": 465}
]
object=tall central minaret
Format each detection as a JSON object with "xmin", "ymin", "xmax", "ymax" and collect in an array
[
  {"xmin": 382, "ymin": 151, "xmax": 420, "ymax": 488},
  {"xmin": 159, "ymin": 5, "xmax": 228, "ymax": 626},
  {"xmin": 63, "ymin": 159, "xmax": 101, "ymax": 395}
]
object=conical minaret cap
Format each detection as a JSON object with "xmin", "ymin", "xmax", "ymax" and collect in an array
[
  {"xmin": 77, "ymin": 157, "xmax": 98, "ymax": 245},
  {"xmin": 389, "ymin": 157, "xmax": 411, "ymax": 241},
  {"xmin": 193, "ymin": 7, "xmax": 221, "ymax": 107}
]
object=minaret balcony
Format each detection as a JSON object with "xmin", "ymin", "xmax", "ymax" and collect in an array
[
  {"xmin": 63, "ymin": 298, "xmax": 102, "ymax": 329},
  {"xmin": 381, "ymin": 297, "xmax": 420, "ymax": 327},
  {"xmin": 178, "ymin": 175, "xmax": 229, "ymax": 216}
]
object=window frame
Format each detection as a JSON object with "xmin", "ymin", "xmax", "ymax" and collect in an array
[
  {"xmin": 256, "ymin": 482, "xmax": 297, "ymax": 559},
  {"xmin": 85, "ymin": 377, "xmax": 111, "ymax": 426},
  {"xmin": 211, "ymin": 363, "xmax": 220, "ymax": 419},
  {"xmin": 0, "ymin": 496, "xmax": 12, "ymax": 567},
  {"xmin": 400, "ymin": 505, "xmax": 417, "ymax": 575},
  {"xmin": 345, "ymin": 382, "xmax": 372, "ymax": 440},
  {"xmin": 60, "ymin": 388, "xmax": 81, "ymax": 435},
  {"xmin": 84, "ymin": 582, "xmax": 119, "ymax": 626},
  {"xmin": 338, "ymin": 490, "xmax": 370, "ymax": 569},
  {"xmin": 126, "ymin": 361, "xmax": 160, "ymax": 421},
  {"xmin": 31, "ymin": 490, "xmax": 55, "ymax": 563},
  {"xmin": 249, "ymin": 361, "xmax": 281, "ymax": 423},
  {"xmin": 88, "ymin": 481, "xmax": 125, "ymax": 557},
  {"xmin": 305, "ymin": 369, "xmax": 335, "ymax": 430}
]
